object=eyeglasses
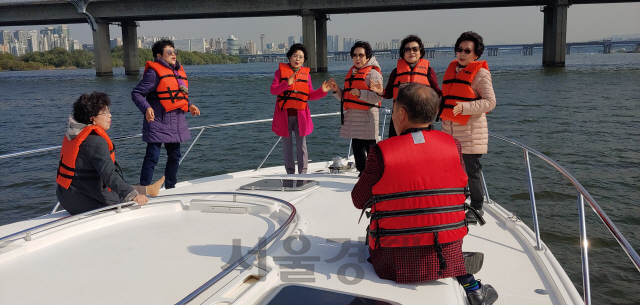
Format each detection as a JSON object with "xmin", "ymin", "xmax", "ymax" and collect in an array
[
  {"xmin": 291, "ymin": 55, "xmax": 304, "ymax": 60},
  {"xmin": 404, "ymin": 47, "xmax": 420, "ymax": 53},
  {"xmin": 98, "ymin": 109, "xmax": 111, "ymax": 116},
  {"xmin": 165, "ymin": 49, "xmax": 178, "ymax": 56},
  {"xmin": 456, "ymin": 48, "xmax": 473, "ymax": 54},
  {"xmin": 351, "ymin": 53, "xmax": 366, "ymax": 59}
]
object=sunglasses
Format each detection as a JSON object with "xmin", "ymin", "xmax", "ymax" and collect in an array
[
  {"xmin": 351, "ymin": 53, "xmax": 366, "ymax": 58},
  {"xmin": 456, "ymin": 48, "xmax": 473, "ymax": 54},
  {"xmin": 165, "ymin": 49, "xmax": 178, "ymax": 56},
  {"xmin": 404, "ymin": 47, "xmax": 420, "ymax": 53}
]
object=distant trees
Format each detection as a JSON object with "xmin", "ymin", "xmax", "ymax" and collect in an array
[
  {"xmin": 20, "ymin": 48, "xmax": 94, "ymax": 69},
  {"xmin": 0, "ymin": 52, "xmax": 51, "ymax": 71},
  {"xmin": 0, "ymin": 47, "xmax": 242, "ymax": 72}
]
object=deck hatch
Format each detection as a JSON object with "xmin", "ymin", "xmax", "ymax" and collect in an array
[{"xmin": 239, "ymin": 179, "xmax": 318, "ymax": 191}]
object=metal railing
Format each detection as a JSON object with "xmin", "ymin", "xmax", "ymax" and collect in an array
[
  {"xmin": 486, "ymin": 132, "xmax": 640, "ymax": 305},
  {"xmin": 172, "ymin": 192, "xmax": 297, "ymax": 305},
  {"xmin": 0, "ymin": 192, "xmax": 297, "ymax": 305},
  {"xmin": 2, "ymin": 114, "xmax": 639, "ymax": 305},
  {"xmin": 0, "ymin": 112, "xmax": 341, "ymax": 161}
]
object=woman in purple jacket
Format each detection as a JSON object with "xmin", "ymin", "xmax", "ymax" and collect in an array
[{"xmin": 131, "ymin": 39, "xmax": 201, "ymax": 189}]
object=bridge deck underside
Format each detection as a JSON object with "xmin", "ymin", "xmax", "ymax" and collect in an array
[{"xmin": 1, "ymin": 0, "xmax": 638, "ymax": 26}]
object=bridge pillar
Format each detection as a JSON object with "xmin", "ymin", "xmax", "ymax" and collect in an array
[
  {"xmin": 635, "ymin": 43, "xmax": 640, "ymax": 53},
  {"xmin": 566, "ymin": 45, "xmax": 571, "ymax": 55},
  {"xmin": 315, "ymin": 14, "xmax": 328, "ymax": 73},
  {"xmin": 92, "ymin": 20, "xmax": 112, "ymax": 76},
  {"xmin": 121, "ymin": 21, "xmax": 139, "ymax": 76},
  {"xmin": 301, "ymin": 10, "xmax": 316, "ymax": 72},
  {"xmin": 542, "ymin": 0, "xmax": 569, "ymax": 67}
]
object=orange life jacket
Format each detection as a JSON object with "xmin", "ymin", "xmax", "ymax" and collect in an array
[
  {"xmin": 364, "ymin": 129, "xmax": 468, "ymax": 252},
  {"xmin": 56, "ymin": 125, "xmax": 115, "ymax": 189},
  {"xmin": 439, "ymin": 60, "xmax": 489, "ymax": 125},
  {"xmin": 342, "ymin": 65, "xmax": 382, "ymax": 111},
  {"xmin": 277, "ymin": 63, "xmax": 310, "ymax": 111},
  {"xmin": 392, "ymin": 58, "xmax": 431, "ymax": 100},
  {"xmin": 144, "ymin": 61, "xmax": 189, "ymax": 112}
]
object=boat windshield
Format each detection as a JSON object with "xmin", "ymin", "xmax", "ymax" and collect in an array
[{"xmin": 263, "ymin": 285, "xmax": 397, "ymax": 305}]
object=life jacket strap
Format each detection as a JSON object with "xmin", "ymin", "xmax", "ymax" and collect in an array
[
  {"xmin": 366, "ymin": 220, "xmax": 466, "ymax": 237},
  {"xmin": 369, "ymin": 205, "xmax": 465, "ymax": 220},
  {"xmin": 396, "ymin": 71, "xmax": 430, "ymax": 78},
  {"xmin": 443, "ymin": 95, "xmax": 476, "ymax": 102},
  {"xmin": 358, "ymin": 187, "xmax": 467, "ymax": 223},
  {"xmin": 434, "ymin": 232, "xmax": 447, "ymax": 272},
  {"xmin": 158, "ymin": 74, "xmax": 188, "ymax": 80},
  {"xmin": 57, "ymin": 160, "xmax": 100, "ymax": 181},
  {"xmin": 366, "ymin": 187, "xmax": 468, "ymax": 208},
  {"xmin": 443, "ymin": 79, "xmax": 471, "ymax": 86},
  {"xmin": 284, "ymin": 90, "xmax": 309, "ymax": 96}
]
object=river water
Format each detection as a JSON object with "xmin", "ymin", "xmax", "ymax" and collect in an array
[{"xmin": 1, "ymin": 52, "xmax": 639, "ymax": 304}]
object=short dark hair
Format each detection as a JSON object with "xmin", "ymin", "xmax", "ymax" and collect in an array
[
  {"xmin": 454, "ymin": 31, "xmax": 485, "ymax": 59},
  {"xmin": 350, "ymin": 41, "xmax": 373, "ymax": 60},
  {"xmin": 152, "ymin": 39, "xmax": 175, "ymax": 58},
  {"xmin": 73, "ymin": 92, "xmax": 111, "ymax": 124},
  {"xmin": 287, "ymin": 43, "xmax": 307, "ymax": 62},
  {"xmin": 395, "ymin": 83, "xmax": 439, "ymax": 124},
  {"xmin": 399, "ymin": 35, "xmax": 425, "ymax": 59}
]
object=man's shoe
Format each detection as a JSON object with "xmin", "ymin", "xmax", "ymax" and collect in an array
[
  {"xmin": 466, "ymin": 208, "xmax": 484, "ymax": 225},
  {"xmin": 463, "ymin": 252, "xmax": 484, "ymax": 274},
  {"xmin": 466, "ymin": 281, "xmax": 498, "ymax": 305}
]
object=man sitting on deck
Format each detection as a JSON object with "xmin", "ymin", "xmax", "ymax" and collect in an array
[{"xmin": 351, "ymin": 83, "xmax": 498, "ymax": 305}]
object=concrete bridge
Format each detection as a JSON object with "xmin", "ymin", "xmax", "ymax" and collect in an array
[
  {"xmin": 249, "ymin": 39, "xmax": 640, "ymax": 63},
  {"xmin": 1, "ymin": 0, "xmax": 637, "ymax": 75}
]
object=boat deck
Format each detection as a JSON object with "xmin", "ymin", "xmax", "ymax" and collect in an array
[{"xmin": 0, "ymin": 160, "xmax": 583, "ymax": 305}]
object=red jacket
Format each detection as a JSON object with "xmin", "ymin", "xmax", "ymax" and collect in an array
[
  {"xmin": 352, "ymin": 128, "xmax": 468, "ymax": 282},
  {"xmin": 366, "ymin": 129, "xmax": 468, "ymax": 249}
]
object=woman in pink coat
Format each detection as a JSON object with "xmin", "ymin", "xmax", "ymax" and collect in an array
[{"xmin": 270, "ymin": 44, "xmax": 331, "ymax": 174}]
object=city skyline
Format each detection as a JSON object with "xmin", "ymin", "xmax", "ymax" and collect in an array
[{"xmin": 1, "ymin": 3, "xmax": 639, "ymax": 53}]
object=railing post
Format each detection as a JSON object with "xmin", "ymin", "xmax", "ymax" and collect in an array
[
  {"xmin": 256, "ymin": 137, "xmax": 282, "ymax": 171},
  {"xmin": 380, "ymin": 108, "xmax": 392, "ymax": 140},
  {"xmin": 524, "ymin": 150, "xmax": 542, "ymax": 250},
  {"xmin": 51, "ymin": 202, "xmax": 61, "ymax": 214},
  {"xmin": 577, "ymin": 193, "xmax": 592, "ymax": 305},
  {"xmin": 480, "ymin": 170, "xmax": 491, "ymax": 204},
  {"xmin": 179, "ymin": 128, "xmax": 206, "ymax": 165},
  {"xmin": 347, "ymin": 139, "xmax": 352, "ymax": 159}
]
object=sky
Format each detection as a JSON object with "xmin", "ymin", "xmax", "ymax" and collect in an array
[{"xmin": 2, "ymin": 3, "xmax": 639, "ymax": 46}]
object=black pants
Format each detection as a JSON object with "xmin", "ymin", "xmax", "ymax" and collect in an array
[
  {"xmin": 352, "ymin": 139, "xmax": 376, "ymax": 173},
  {"xmin": 463, "ymin": 154, "xmax": 484, "ymax": 210}
]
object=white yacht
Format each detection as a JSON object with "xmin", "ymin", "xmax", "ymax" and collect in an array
[{"xmin": 0, "ymin": 113, "xmax": 638, "ymax": 305}]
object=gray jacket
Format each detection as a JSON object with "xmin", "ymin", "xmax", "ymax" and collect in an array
[
  {"xmin": 332, "ymin": 56, "xmax": 383, "ymax": 140},
  {"xmin": 56, "ymin": 118, "xmax": 137, "ymax": 215}
]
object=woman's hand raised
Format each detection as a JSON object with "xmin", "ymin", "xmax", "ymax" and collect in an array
[
  {"xmin": 369, "ymin": 79, "xmax": 383, "ymax": 95},
  {"xmin": 328, "ymin": 78, "xmax": 339, "ymax": 92},
  {"xmin": 321, "ymin": 80, "xmax": 332, "ymax": 93}
]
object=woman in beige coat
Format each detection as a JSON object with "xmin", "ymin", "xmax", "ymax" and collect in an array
[
  {"xmin": 329, "ymin": 41, "xmax": 383, "ymax": 175},
  {"xmin": 440, "ymin": 31, "xmax": 496, "ymax": 221}
]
